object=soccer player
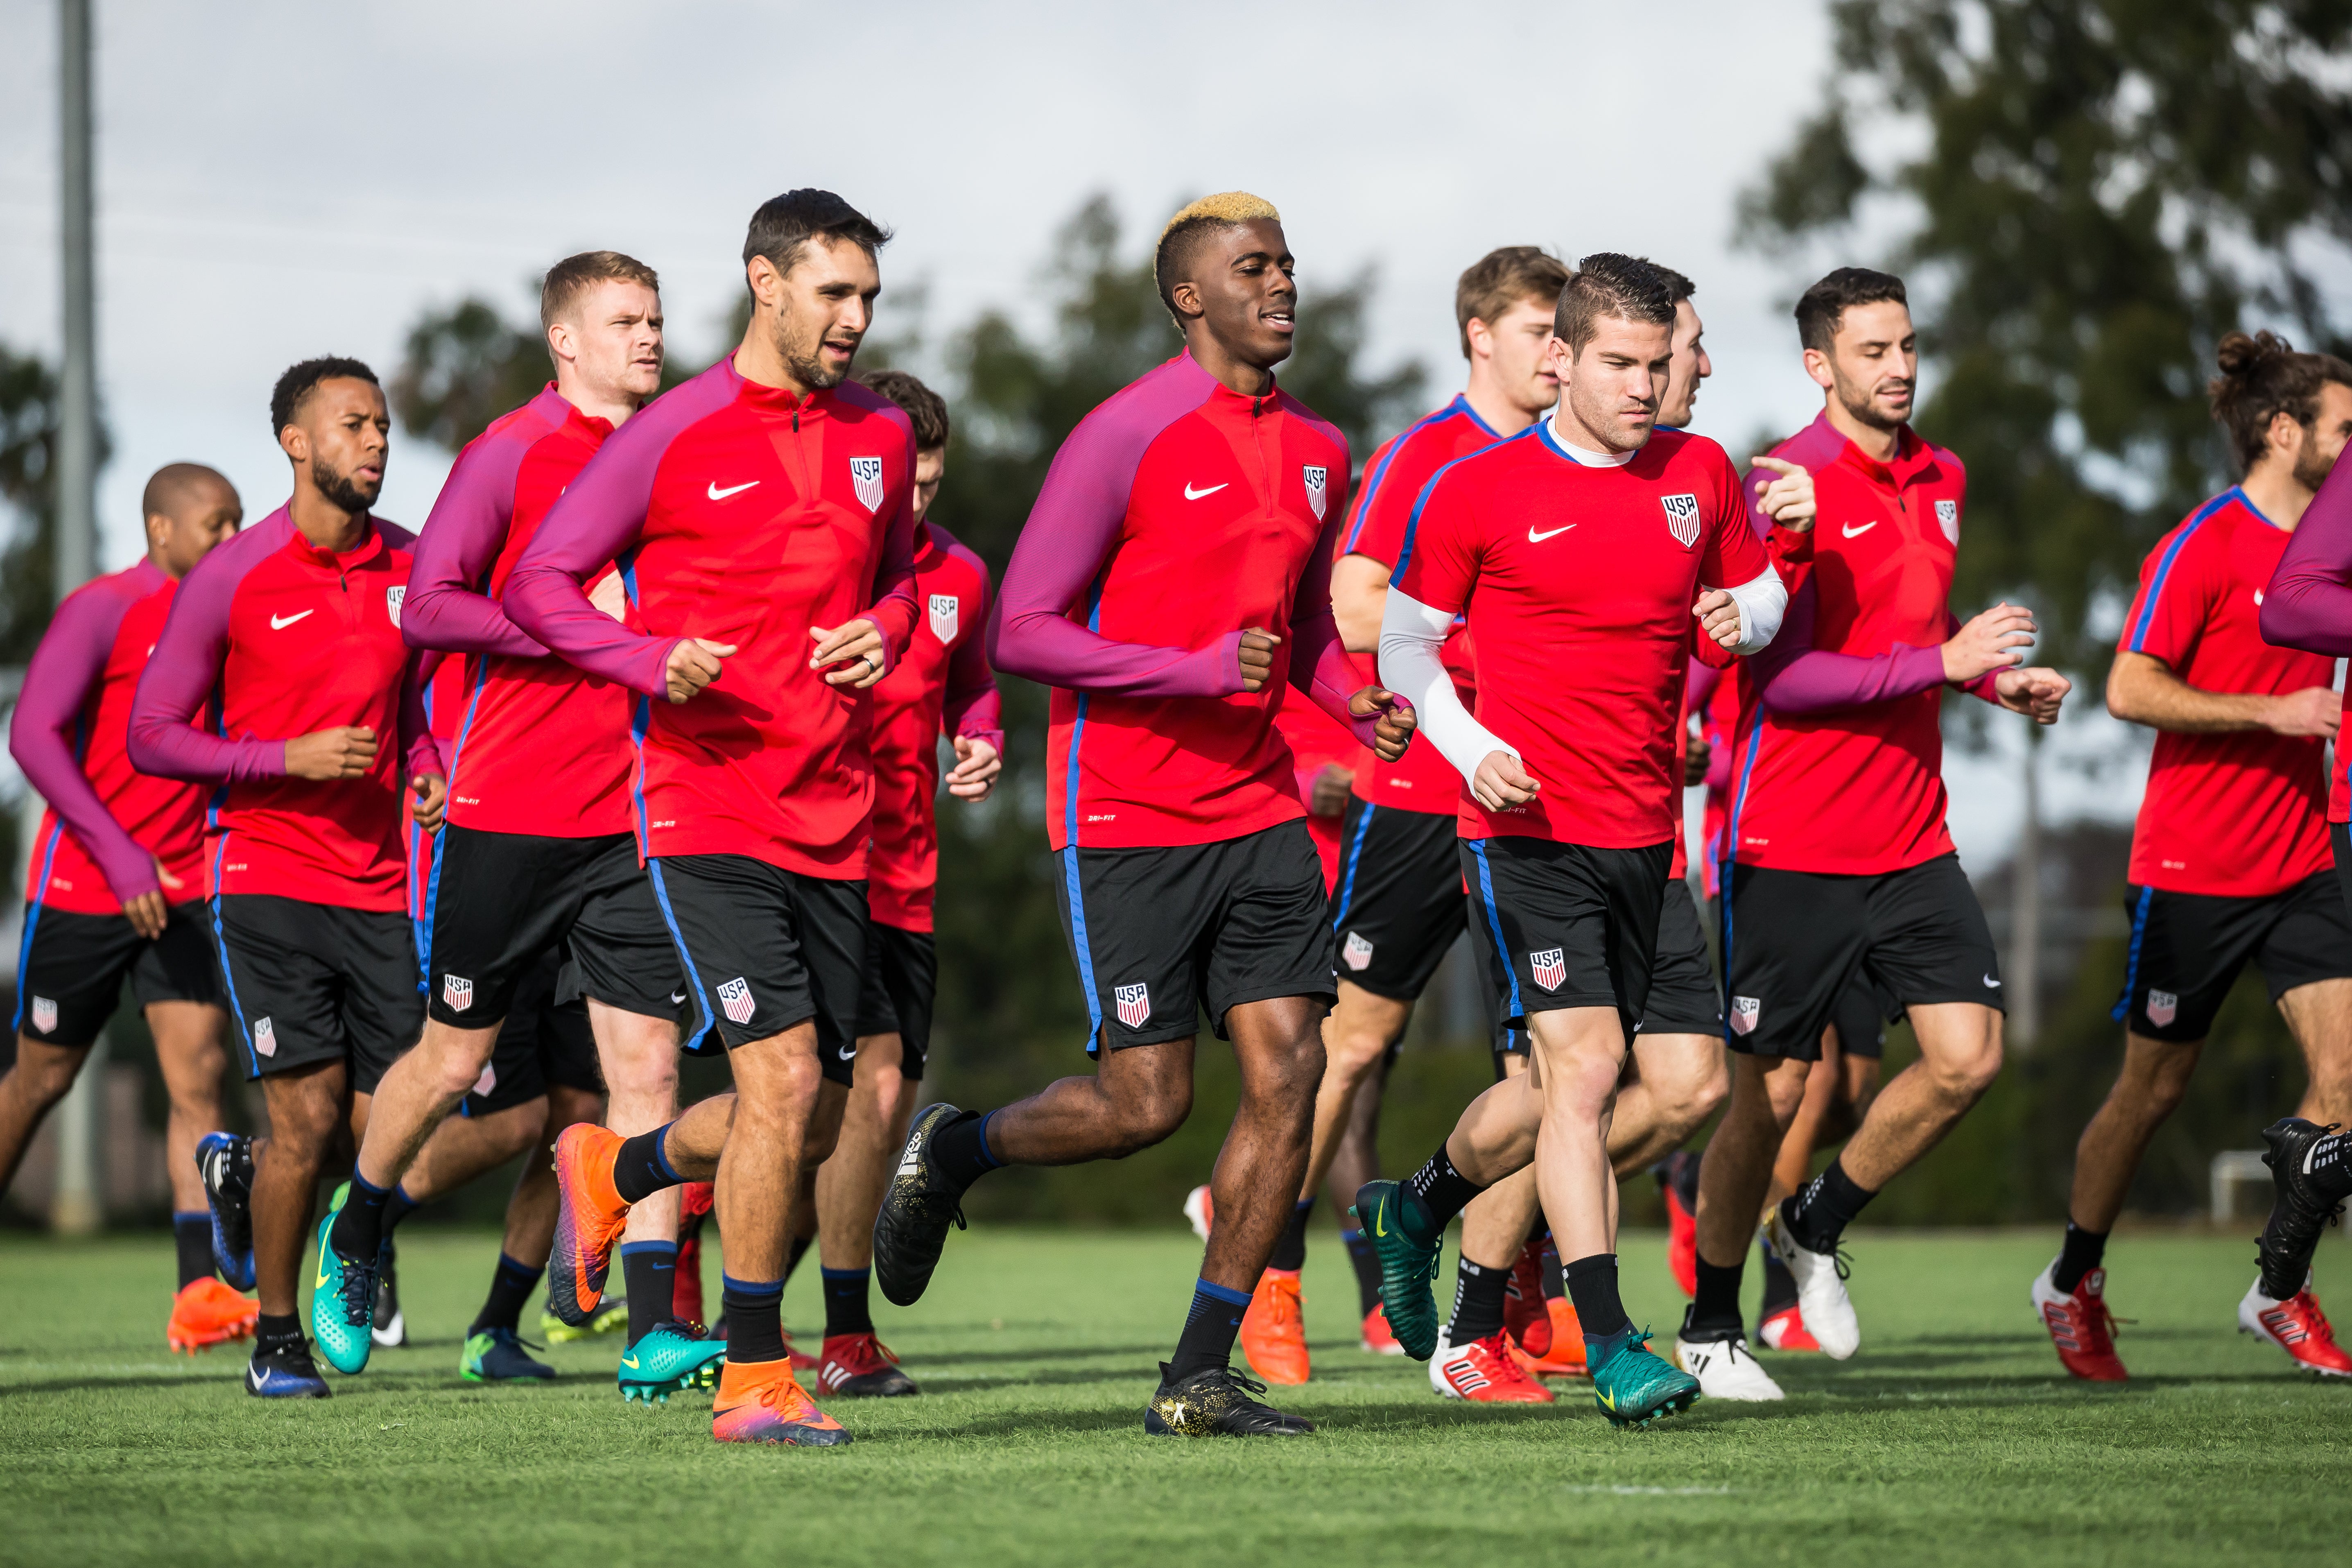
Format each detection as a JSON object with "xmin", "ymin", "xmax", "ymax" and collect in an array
[
  {"xmin": 2031, "ymin": 331, "xmax": 2352, "ymax": 1378},
  {"xmin": 2, "ymin": 462, "xmax": 248, "ymax": 1353},
  {"xmin": 308, "ymin": 251, "xmax": 715, "ymax": 1401},
  {"xmin": 128, "ymin": 358, "xmax": 445, "ymax": 1399},
  {"xmin": 504, "ymin": 189, "xmax": 918, "ymax": 1448},
  {"xmin": 871, "ymin": 192, "xmax": 1413, "ymax": 1439},
  {"xmin": 803, "ymin": 367, "xmax": 1002, "ymax": 1401},
  {"xmin": 1671, "ymin": 268, "xmax": 2069, "ymax": 1400}
]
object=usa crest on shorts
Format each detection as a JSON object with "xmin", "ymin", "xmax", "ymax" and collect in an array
[
  {"xmin": 1115, "ymin": 982, "xmax": 1151, "ymax": 1029},
  {"xmin": 1729, "ymin": 996, "xmax": 1761, "ymax": 1035},
  {"xmin": 253, "ymin": 1016, "xmax": 278, "ymax": 1057},
  {"xmin": 849, "ymin": 456, "xmax": 886, "ymax": 514},
  {"xmin": 386, "ymin": 585, "xmax": 405, "ymax": 629},
  {"xmin": 717, "ymin": 976, "xmax": 755, "ymax": 1026},
  {"xmin": 1303, "ymin": 465, "xmax": 1328, "ymax": 520},
  {"xmin": 442, "ymin": 974, "xmax": 473, "ymax": 1013},
  {"xmin": 2145, "ymin": 989, "xmax": 2178, "ymax": 1028},
  {"xmin": 471, "ymin": 1061, "xmax": 497, "ymax": 1097},
  {"xmin": 29, "ymin": 996, "xmax": 57, "ymax": 1034},
  {"xmin": 1660, "ymin": 493, "xmax": 1702, "ymax": 550},
  {"xmin": 1342, "ymin": 931, "xmax": 1374, "ymax": 972},
  {"xmin": 1936, "ymin": 498, "xmax": 1960, "ymax": 544},
  {"xmin": 929, "ymin": 593, "xmax": 959, "ymax": 643},
  {"xmin": 1529, "ymin": 948, "xmax": 1566, "ymax": 991}
]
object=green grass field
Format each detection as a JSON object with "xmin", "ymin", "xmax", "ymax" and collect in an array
[{"xmin": 2, "ymin": 1224, "xmax": 2345, "ymax": 1566}]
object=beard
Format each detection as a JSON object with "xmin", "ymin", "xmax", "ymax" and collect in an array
[
  {"xmin": 311, "ymin": 454, "xmax": 380, "ymax": 512},
  {"xmin": 771, "ymin": 314, "xmax": 848, "ymax": 390},
  {"xmin": 1834, "ymin": 370, "xmax": 1911, "ymax": 433},
  {"xmin": 2292, "ymin": 430, "xmax": 2338, "ymax": 493}
]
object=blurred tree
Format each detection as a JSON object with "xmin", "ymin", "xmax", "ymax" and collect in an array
[
  {"xmin": 0, "ymin": 342, "xmax": 111, "ymax": 663},
  {"xmin": 389, "ymin": 300, "xmax": 550, "ymax": 453}
]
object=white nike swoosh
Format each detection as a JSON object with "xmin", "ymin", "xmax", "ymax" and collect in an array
[
  {"xmin": 1184, "ymin": 482, "xmax": 1228, "ymax": 500},
  {"xmin": 269, "ymin": 610, "xmax": 314, "ymax": 630},
  {"xmin": 668, "ymin": 992, "xmax": 686, "ymax": 1005},
  {"xmin": 1983, "ymin": 974, "xmax": 2001, "ymax": 988},
  {"xmin": 1527, "ymin": 524, "xmax": 1576, "ymax": 543},
  {"xmin": 708, "ymin": 480, "xmax": 760, "ymax": 501},
  {"xmin": 838, "ymin": 1045, "xmax": 855, "ymax": 1061},
  {"xmin": 1841, "ymin": 521, "xmax": 1876, "ymax": 539}
]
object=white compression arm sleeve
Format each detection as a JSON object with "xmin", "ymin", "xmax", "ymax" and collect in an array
[
  {"xmin": 1378, "ymin": 587, "xmax": 1515, "ymax": 786},
  {"xmin": 1723, "ymin": 564, "xmax": 1788, "ymax": 656}
]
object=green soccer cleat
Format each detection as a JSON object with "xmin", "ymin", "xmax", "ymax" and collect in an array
[
  {"xmin": 309, "ymin": 1190, "xmax": 378, "ymax": 1376},
  {"xmin": 1350, "ymin": 1180, "xmax": 1441, "ymax": 1360},
  {"xmin": 541, "ymin": 1298, "xmax": 629, "ymax": 1344},
  {"xmin": 460, "ymin": 1327, "xmax": 555, "ymax": 1383},
  {"xmin": 617, "ymin": 1319, "xmax": 728, "ymax": 1404},
  {"xmin": 1589, "ymin": 1328, "xmax": 1701, "ymax": 1429}
]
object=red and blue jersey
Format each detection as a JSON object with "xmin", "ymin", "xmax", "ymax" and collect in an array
[{"xmin": 2122, "ymin": 488, "xmax": 2332, "ymax": 894}]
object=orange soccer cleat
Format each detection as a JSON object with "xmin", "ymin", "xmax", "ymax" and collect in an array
[
  {"xmin": 1360, "ymin": 1302, "xmax": 1404, "ymax": 1355},
  {"xmin": 711, "ymin": 1358, "xmax": 852, "ymax": 1446},
  {"xmin": 167, "ymin": 1276, "xmax": 259, "ymax": 1354},
  {"xmin": 549, "ymin": 1124, "xmax": 633, "ymax": 1328},
  {"xmin": 1520, "ymin": 1297, "xmax": 1587, "ymax": 1377},
  {"xmin": 1240, "ymin": 1268, "xmax": 1310, "ymax": 1385},
  {"xmin": 1503, "ymin": 1239, "xmax": 1550, "ymax": 1359},
  {"xmin": 1434, "ymin": 1330, "xmax": 1556, "ymax": 1403}
]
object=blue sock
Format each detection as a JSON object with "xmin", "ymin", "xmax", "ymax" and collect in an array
[
  {"xmin": 821, "ymin": 1266, "xmax": 873, "ymax": 1339},
  {"xmin": 1169, "ymin": 1277, "xmax": 1252, "ymax": 1380},
  {"xmin": 329, "ymin": 1172, "xmax": 390, "ymax": 1261}
]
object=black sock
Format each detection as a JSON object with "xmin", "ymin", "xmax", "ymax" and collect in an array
[
  {"xmin": 328, "ymin": 1172, "xmax": 389, "ymax": 1263},
  {"xmin": 470, "ymin": 1251, "xmax": 544, "ymax": 1335},
  {"xmin": 621, "ymin": 1242, "xmax": 678, "ymax": 1344},
  {"xmin": 1448, "ymin": 1255, "xmax": 1509, "ymax": 1344},
  {"xmin": 173, "ymin": 1211, "xmax": 215, "ymax": 1289},
  {"xmin": 1399, "ymin": 1145, "xmax": 1486, "ymax": 1245},
  {"xmin": 613, "ymin": 1124, "xmax": 683, "ymax": 1204},
  {"xmin": 1784, "ymin": 1156, "xmax": 1876, "ymax": 1253},
  {"xmin": 1539, "ymin": 1236, "xmax": 1565, "ymax": 1301},
  {"xmin": 822, "ymin": 1267, "xmax": 873, "ymax": 1339},
  {"xmin": 1689, "ymin": 1255, "xmax": 1745, "ymax": 1335},
  {"xmin": 1563, "ymin": 1253, "xmax": 1631, "ymax": 1349},
  {"xmin": 1759, "ymin": 1238, "xmax": 1798, "ymax": 1315},
  {"xmin": 2052, "ymin": 1221, "xmax": 2108, "ymax": 1295},
  {"xmin": 255, "ymin": 1312, "xmax": 303, "ymax": 1353},
  {"xmin": 931, "ymin": 1109, "xmax": 1004, "ymax": 1190},
  {"xmin": 1341, "ymin": 1226, "xmax": 1382, "ymax": 1317},
  {"xmin": 1269, "ymin": 1199, "xmax": 1313, "ymax": 1272},
  {"xmin": 785, "ymin": 1233, "xmax": 812, "ymax": 1283},
  {"xmin": 1169, "ymin": 1277, "xmax": 1251, "ymax": 1381},
  {"xmin": 384, "ymin": 1185, "xmax": 422, "ymax": 1235},
  {"xmin": 721, "ymin": 1274, "xmax": 786, "ymax": 1364},
  {"xmin": 2311, "ymin": 1129, "xmax": 2352, "ymax": 1201}
]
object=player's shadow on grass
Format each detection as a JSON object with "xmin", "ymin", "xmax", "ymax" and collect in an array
[
  {"xmin": 920, "ymin": 1343, "xmax": 1169, "ymax": 1367},
  {"xmin": 920, "ymin": 1367, "xmax": 1161, "ymax": 1394}
]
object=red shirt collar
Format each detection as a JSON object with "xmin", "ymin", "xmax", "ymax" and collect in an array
[
  {"xmin": 1809, "ymin": 408, "xmax": 1938, "ymax": 489},
  {"xmin": 286, "ymin": 516, "xmax": 386, "ymax": 570}
]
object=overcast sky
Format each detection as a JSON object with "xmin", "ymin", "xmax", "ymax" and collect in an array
[{"xmin": 0, "ymin": 0, "xmax": 2157, "ymax": 855}]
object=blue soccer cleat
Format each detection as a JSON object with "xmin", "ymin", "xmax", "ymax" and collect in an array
[{"xmin": 195, "ymin": 1131, "xmax": 256, "ymax": 1291}]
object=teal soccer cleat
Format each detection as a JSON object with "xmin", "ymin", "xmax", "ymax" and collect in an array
[
  {"xmin": 1350, "ymin": 1180, "xmax": 1442, "ymax": 1360},
  {"xmin": 1589, "ymin": 1328, "xmax": 1701, "ymax": 1429},
  {"xmin": 308, "ymin": 1189, "xmax": 378, "ymax": 1376},
  {"xmin": 618, "ymin": 1320, "xmax": 728, "ymax": 1404}
]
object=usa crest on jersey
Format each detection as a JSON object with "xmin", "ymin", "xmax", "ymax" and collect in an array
[
  {"xmin": 1529, "ymin": 948, "xmax": 1566, "ymax": 991},
  {"xmin": 1936, "ymin": 498, "xmax": 1960, "ymax": 544},
  {"xmin": 849, "ymin": 455, "xmax": 886, "ymax": 514},
  {"xmin": 29, "ymin": 996, "xmax": 57, "ymax": 1034},
  {"xmin": 386, "ymin": 585, "xmax": 406, "ymax": 629},
  {"xmin": 1115, "ymin": 982, "xmax": 1151, "ymax": 1029},
  {"xmin": 1660, "ymin": 493, "xmax": 1702, "ymax": 549},
  {"xmin": 1342, "ymin": 931, "xmax": 1374, "ymax": 972},
  {"xmin": 929, "ymin": 593, "xmax": 959, "ymax": 643},
  {"xmin": 2145, "ymin": 989, "xmax": 2178, "ymax": 1028},
  {"xmin": 718, "ymin": 976, "xmax": 755, "ymax": 1026},
  {"xmin": 442, "ymin": 974, "xmax": 474, "ymax": 1013},
  {"xmin": 1303, "ymin": 465, "xmax": 1328, "ymax": 520}
]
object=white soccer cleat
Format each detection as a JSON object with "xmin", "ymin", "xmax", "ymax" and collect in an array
[
  {"xmin": 1673, "ymin": 1333, "xmax": 1784, "ymax": 1401},
  {"xmin": 1764, "ymin": 1211, "xmax": 1858, "ymax": 1360},
  {"xmin": 1182, "ymin": 1184, "xmax": 1214, "ymax": 1243},
  {"xmin": 1425, "ymin": 1322, "xmax": 1455, "ymax": 1396}
]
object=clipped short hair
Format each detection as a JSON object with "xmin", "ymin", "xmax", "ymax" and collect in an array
[
  {"xmin": 1454, "ymin": 246, "xmax": 1572, "ymax": 359},
  {"xmin": 857, "ymin": 368, "xmax": 950, "ymax": 451},
  {"xmin": 742, "ymin": 189, "xmax": 891, "ymax": 285},
  {"xmin": 1654, "ymin": 265, "xmax": 1696, "ymax": 306},
  {"xmin": 1154, "ymin": 191, "xmax": 1282, "ymax": 321},
  {"xmin": 270, "ymin": 355, "xmax": 379, "ymax": 437},
  {"xmin": 1554, "ymin": 253, "xmax": 1677, "ymax": 355},
  {"xmin": 2210, "ymin": 330, "xmax": 2352, "ymax": 475},
  {"xmin": 540, "ymin": 250, "xmax": 660, "ymax": 333},
  {"xmin": 1795, "ymin": 267, "xmax": 1909, "ymax": 353},
  {"xmin": 141, "ymin": 461, "xmax": 235, "ymax": 521}
]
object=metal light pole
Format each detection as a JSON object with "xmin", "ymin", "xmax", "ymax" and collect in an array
[{"xmin": 47, "ymin": 0, "xmax": 104, "ymax": 1237}]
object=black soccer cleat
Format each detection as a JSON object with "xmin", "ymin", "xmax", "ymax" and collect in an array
[
  {"xmin": 245, "ymin": 1336, "xmax": 331, "ymax": 1399},
  {"xmin": 873, "ymin": 1102, "xmax": 970, "ymax": 1308},
  {"xmin": 1144, "ymin": 1362, "xmax": 1314, "ymax": 1437},
  {"xmin": 195, "ymin": 1131, "xmax": 256, "ymax": 1291},
  {"xmin": 2259, "ymin": 1118, "xmax": 2349, "ymax": 1294}
]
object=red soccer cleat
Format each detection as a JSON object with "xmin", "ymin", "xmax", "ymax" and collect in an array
[
  {"xmin": 2240, "ymin": 1280, "xmax": 2352, "ymax": 1377},
  {"xmin": 816, "ymin": 1331, "xmax": 918, "ymax": 1397},
  {"xmin": 1758, "ymin": 1301, "xmax": 1823, "ymax": 1353},
  {"xmin": 1183, "ymin": 1183, "xmax": 1214, "ymax": 1242},
  {"xmin": 1240, "ymin": 1268, "xmax": 1310, "ymax": 1385},
  {"xmin": 675, "ymin": 1181, "xmax": 714, "ymax": 1324},
  {"xmin": 1433, "ymin": 1330, "xmax": 1556, "ymax": 1403},
  {"xmin": 1522, "ymin": 1298, "xmax": 1587, "ymax": 1377},
  {"xmin": 1360, "ymin": 1303, "xmax": 1404, "ymax": 1355},
  {"xmin": 711, "ymin": 1358, "xmax": 851, "ymax": 1446},
  {"xmin": 1664, "ymin": 1182, "xmax": 1698, "ymax": 1299},
  {"xmin": 167, "ymin": 1276, "xmax": 260, "ymax": 1354},
  {"xmin": 1504, "ymin": 1238, "xmax": 1550, "ymax": 1359},
  {"xmin": 548, "ymin": 1123, "xmax": 633, "ymax": 1327},
  {"xmin": 2029, "ymin": 1261, "xmax": 2123, "ymax": 1380}
]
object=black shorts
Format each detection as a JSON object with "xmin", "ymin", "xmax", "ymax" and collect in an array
[
  {"xmin": 465, "ymin": 949, "xmax": 603, "ymax": 1115},
  {"xmin": 855, "ymin": 921, "xmax": 937, "ymax": 1081},
  {"xmin": 423, "ymin": 827, "xmax": 681, "ymax": 1026},
  {"xmin": 1828, "ymin": 976, "xmax": 1895, "ymax": 1059},
  {"xmin": 1641, "ymin": 878, "xmax": 1721, "ymax": 1036},
  {"xmin": 210, "ymin": 894, "xmax": 422, "ymax": 1091},
  {"xmin": 14, "ymin": 900, "xmax": 221, "ymax": 1047},
  {"xmin": 648, "ymin": 854, "xmax": 865, "ymax": 1079},
  {"xmin": 1721, "ymin": 853, "xmax": 2001, "ymax": 1061},
  {"xmin": 1055, "ymin": 820, "xmax": 1335, "ymax": 1053},
  {"xmin": 1329, "ymin": 799, "xmax": 1467, "ymax": 1002},
  {"xmin": 1463, "ymin": 836, "xmax": 1670, "ymax": 1043},
  {"xmin": 2111, "ymin": 873, "xmax": 2352, "ymax": 1042}
]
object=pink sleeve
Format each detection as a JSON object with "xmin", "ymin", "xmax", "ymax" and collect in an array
[
  {"xmin": 9, "ymin": 581, "xmax": 158, "ymax": 904},
  {"xmin": 1286, "ymin": 464, "xmax": 1384, "ymax": 745},
  {"xmin": 1685, "ymin": 658, "xmax": 1722, "ymax": 715},
  {"xmin": 403, "ymin": 429, "xmax": 547, "ymax": 658},
  {"xmin": 2263, "ymin": 457, "xmax": 2352, "ymax": 654},
  {"xmin": 986, "ymin": 366, "xmax": 1244, "ymax": 697},
  {"xmin": 128, "ymin": 539, "xmax": 290, "ymax": 785},
  {"xmin": 940, "ymin": 544, "xmax": 1004, "ymax": 752},
  {"xmin": 1749, "ymin": 575, "xmax": 1953, "ymax": 715},
  {"xmin": 398, "ymin": 648, "xmax": 442, "ymax": 780}
]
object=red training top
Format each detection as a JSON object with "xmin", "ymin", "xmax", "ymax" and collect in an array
[
  {"xmin": 11, "ymin": 562, "xmax": 207, "ymax": 914},
  {"xmin": 1392, "ymin": 421, "xmax": 1772, "ymax": 848},
  {"xmin": 1273, "ymin": 688, "xmax": 1363, "ymax": 894},
  {"xmin": 866, "ymin": 519, "xmax": 1004, "ymax": 932},
  {"xmin": 503, "ymin": 358, "xmax": 919, "ymax": 880},
  {"xmin": 2121, "ymin": 487, "xmax": 2333, "ymax": 894},
  {"xmin": 127, "ymin": 507, "xmax": 439, "ymax": 913}
]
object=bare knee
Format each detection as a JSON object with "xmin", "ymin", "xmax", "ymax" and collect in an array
[
  {"xmin": 1104, "ymin": 1077, "xmax": 1193, "ymax": 1158},
  {"xmin": 1653, "ymin": 1044, "xmax": 1728, "ymax": 1138},
  {"xmin": 5, "ymin": 1041, "xmax": 87, "ymax": 1110}
]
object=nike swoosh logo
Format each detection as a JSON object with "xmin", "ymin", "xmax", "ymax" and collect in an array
[
  {"xmin": 1184, "ymin": 482, "xmax": 1228, "ymax": 500},
  {"xmin": 708, "ymin": 480, "xmax": 760, "ymax": 501},
  {"xmin": 1597, "ymin": 1388, "xmax": 1617, "ymax": 1411},
  {"xmin": 1983, "ymin": 974, "xmax": 2001, "ymax": 988},
  {"xmin": 669, "ymin": 992, "xmax": 686, "ymax": 1006},
  {"xmin": 1373, "ymin": 1197, "xmax": 1389, "ymax": 1238},
  {"xmin": 314, "ymin": 1258, "xmax": 332, "ymax": 1290},
  {"xmin": 1841, "ymin": 521, "xmax": 1876, "ymax": 539},
  {"xmin": 271, "ymin": 610, "xmax": 314, "ymax": 630},
  {"xmin": 621, "ymin": 1355, "xmax": 639, "ymax": 1369},
  {"xmin": 1528, "ymin": 524, "xmax": 1576, "ymax": 543},
  {"xmin": 838, "ymin": 1045, "xmax": 855, "ymax": 1061}
]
